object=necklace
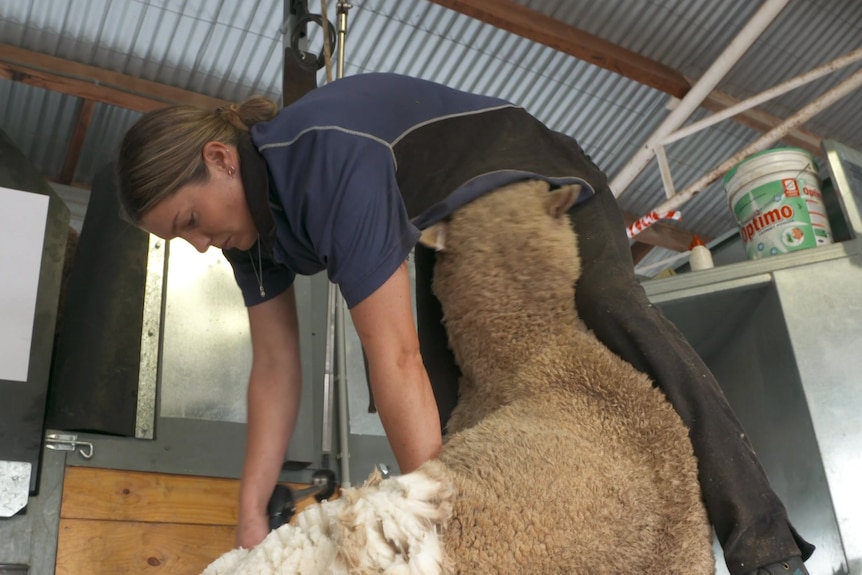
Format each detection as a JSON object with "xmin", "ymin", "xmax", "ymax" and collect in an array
[{"xmin": 248, "ymin": 238, "xmax": 266, "ymax": 297}]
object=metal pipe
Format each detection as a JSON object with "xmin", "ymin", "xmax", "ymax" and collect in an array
[
  {"xmin": 658, "ymin": 46, "xmax": 862, "ymax": 146},
  {"xmin": 610, "ymin": 0, "xmax": 790, "ymax": 197},
  {"xmin": 335, "ymin": 288, "xmax": 351, "ymax": 487},
  {"xmin": 321, "ymin": 285, "xmax": 336, "ymax": 455},
  {"xmin": 336, "ymin": 1, "xmax": 351, "ymax": 80},
  {"xmin": 317, "ymin": 1, "xmax": 334, "ymax": 462},
  {"xmin": 333, "ymin": 0, "xmax": 352, "ymax": 488},
  {"xmin": 632, "ymin": 65, "xmax": 862, "ymax": 232},
  {"xmin": 654, "ymin": 145, "xmax": 676, "ymax": 199}
]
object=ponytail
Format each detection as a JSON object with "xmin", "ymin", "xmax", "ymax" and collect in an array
[{"xmin": 214, "ymin": 96, "xmax": 279, "ymax": 132}]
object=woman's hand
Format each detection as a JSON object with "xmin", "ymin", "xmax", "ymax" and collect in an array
[{"xmin": 236, "ymin": 506, "xmax": 269, "ymax": 549}]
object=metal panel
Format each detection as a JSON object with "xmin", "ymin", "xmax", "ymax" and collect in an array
[
  {"xmin": 46, "ymin": 163, "xmax": 149, "ymax": 437},
  {"xmin": 159, "ymin": 241, "xmax": 328, "ymax": 468},
  {"xmin": 61, "ymin": 267, "xmax": 332, "ymax": 482},
  {"xmin": 644, "ymin": 197, "xmax": 862, "ymax": 574},
  {"xmin": 0, "ymin": 128, "xmax": 69, "ymax": 493},
  {"xmin": 0, "ymin": 449, "xmax": 65, "ymax": 573},
  {"xmin": 774, "ymin": 253, "xmax": 862, "ymax": 572},
  {"xmin": 655, "ymin": 279, "xmax": 849, "ymax": 575},
  {"xmin": 48, "ymin": 183, "xmax": 89, "ymax": 232},
  {"xmin": 160, "ymin": 242, "xmax": 251, "ymax": 424},
  {"xmin": 136, "ymin": 234, "xmax": 165, "ymax": 439},
  {"xmin": 824, "ymin": 139, "xmax": 862, "ymax": 237}
]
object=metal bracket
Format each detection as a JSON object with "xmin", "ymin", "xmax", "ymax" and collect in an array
[
  {"xmin": 44, "ymin": 432, "xmax": 94, "ymax": 460},
  {"xmin": 136, "ymin": 233, "xmax": 164, "ymax": 440},
  {"xmin": 282, "ymin": 0, "xmax": 318, "ymax": 106}
]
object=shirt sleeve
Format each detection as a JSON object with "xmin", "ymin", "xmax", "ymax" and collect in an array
[
  {"xmin": 305, "ymin": 131, "xmax": 420, "ymax": 308},
  {"xmin": 222, "ymin": 241, "xmax": 295, "ymax": 307}
]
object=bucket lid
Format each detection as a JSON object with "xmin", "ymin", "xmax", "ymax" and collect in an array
[{"xmin": 723, "ymin": 146, "xmax": 818, "ymax": 187}]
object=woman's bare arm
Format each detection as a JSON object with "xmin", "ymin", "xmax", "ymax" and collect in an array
[
  {"xmin": 349, "ymin": 261, "xmax": 442, "ymax": 473},
  {"xmin": 237, "ymin": 285, "xmax": 303, "ymax": 548}
]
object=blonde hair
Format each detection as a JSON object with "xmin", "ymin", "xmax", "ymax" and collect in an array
[{"xmin": 116, "ymin": 96, "xmax": 278, "ymax": 222}]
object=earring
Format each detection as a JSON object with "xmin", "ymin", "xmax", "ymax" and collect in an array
[{"xmin": 227, "ymin": 166, "xmax": 235, "ymax": 177}]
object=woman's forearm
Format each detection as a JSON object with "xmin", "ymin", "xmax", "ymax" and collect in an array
[
  {"xmin": 350, "ymin": 262, "xmax": 442, "ymax": 474},
  {"xmin": 238, "ymin": 286, "xmax": 304, "ymax": 548},
  {"xmin": 239, "ymin": 365, "xmax": 302, "ymax": 514},
  {"xmin": 368, "ymin": 350, "xmax": 442, "ymax": 473}
]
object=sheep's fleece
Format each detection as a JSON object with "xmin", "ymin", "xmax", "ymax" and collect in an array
[{"xmin": 202, "ymin": 180, "xmax": 714, "ymax": 574}]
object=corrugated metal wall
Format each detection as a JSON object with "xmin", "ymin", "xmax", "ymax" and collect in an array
[{"xmin": 2, "ymin": 0, "xmax": 861, "ymax": 275}]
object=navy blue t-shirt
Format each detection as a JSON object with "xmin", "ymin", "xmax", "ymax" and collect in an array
[{"xmin": 226, "ymin": 73, "xmax": 600, "ymax": 308}]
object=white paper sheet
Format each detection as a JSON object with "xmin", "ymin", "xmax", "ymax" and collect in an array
[{"xmin": 0, "ymin": 186, "xmax": 49, "ymax": 383}]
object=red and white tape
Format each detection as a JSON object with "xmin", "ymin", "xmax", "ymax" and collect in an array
[{"xmin": 626, "ymin": 210, "xmax": 682, "ymax": 239}]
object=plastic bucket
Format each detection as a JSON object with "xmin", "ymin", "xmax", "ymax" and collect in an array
[{"xmin": 724, "ymin": 147, "xmax": 832, "ymax": 260}]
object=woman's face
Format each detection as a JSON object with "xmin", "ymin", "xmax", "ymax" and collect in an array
[{"xmin": 140, "ymin": 142, "xmax": 258, "ymax": 252}]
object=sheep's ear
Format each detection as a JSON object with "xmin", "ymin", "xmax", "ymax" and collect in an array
[
  {"xmin": 419, "ymin": 222, "xmax": 447, "ymax": 251},
  {"xmin": 546, "ymin": 184, "xmax": 582, "ymax": 219}
]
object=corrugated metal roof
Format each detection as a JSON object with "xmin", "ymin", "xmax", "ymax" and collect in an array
[{"xmin": 2, "ymin": 0, "xmax": 861, "ymax": 277}]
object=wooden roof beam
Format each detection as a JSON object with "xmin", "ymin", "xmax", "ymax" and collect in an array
[
  {"xmin": 0, "ymin": 43, "xmax": 230, "ymax": 113},
  {"xmin": 427, "ymin": 0, "xmax": 691, "ymax": 98},
  {"xmin": 60, "ymin": 99, "xmax": 95, "ymax": 185},
  {"xmin": 428, "ymin": 1, "xmax": 823, "ymax": 156}
]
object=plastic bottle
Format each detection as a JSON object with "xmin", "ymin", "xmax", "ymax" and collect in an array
[{"xmin": 689, "ymin": 235, "xmax": 714, "ymax": 271}]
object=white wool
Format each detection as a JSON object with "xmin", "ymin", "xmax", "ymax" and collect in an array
[
  {"xmin": 200, "ymin": 549, "xmax": 247, "ymax": 575},
  {"xmin": 200, "ymin": 467, "xmax": 452, "ymax": 575}
]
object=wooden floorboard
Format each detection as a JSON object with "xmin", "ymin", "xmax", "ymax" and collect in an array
[
  {"xmin": 61, "ymin": 466, "xmax": 241, "ymax": 525},
  {"xmin": 61, "ymin": 466, "xmax": 315, "ymax": 524},
  {"xmin": 56, "ymin": 518, "xmax": 234, "ymax": 575},
  {"xmin": 56, "ymin": 466, "xmax": 340, "ymax": 574}
]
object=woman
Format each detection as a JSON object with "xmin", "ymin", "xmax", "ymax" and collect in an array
[{"xmin": 117, "ymin": 72, "xmax": 811, "ymax": 575}]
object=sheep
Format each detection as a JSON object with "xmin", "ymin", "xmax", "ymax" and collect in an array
[
  {"xmin": 424, "ymin": 180, "xmax": 713, "ymax": 572},
  {"xmin": 201, "ymin": 179, "xmax": 714, "ymax": 575}
]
